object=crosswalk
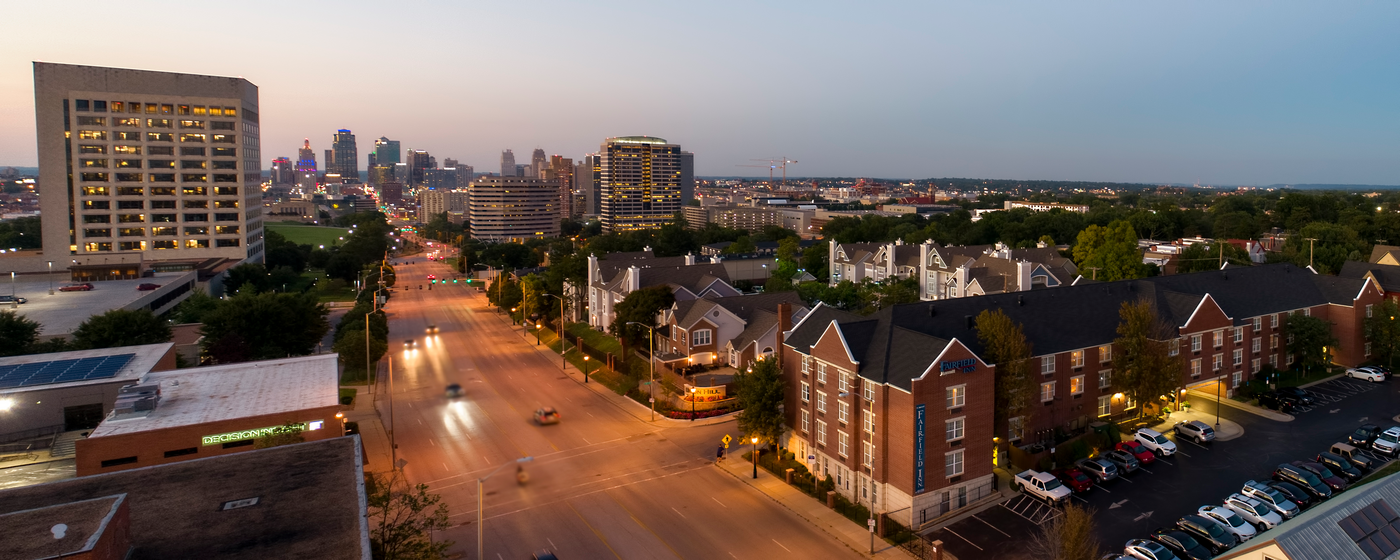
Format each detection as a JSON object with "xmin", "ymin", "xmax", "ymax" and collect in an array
[{"xmin": 1289, "ymin": 378, "xmax": 1382, "ymax": 414}]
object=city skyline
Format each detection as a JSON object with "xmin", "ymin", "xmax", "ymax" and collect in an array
[{"xmin": 1, "ymin": 2, "xmax": 1397, "ymax": 186}]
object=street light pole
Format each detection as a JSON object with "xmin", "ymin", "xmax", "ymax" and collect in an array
[
  {"xmin": 1216, "ymin": 378, "xmax": 1222, "ymax": 428},
  {"xmin": 689, "ymin": 386, "xmax": 696, "ymax": 421},
  {"xmin": 751, "ymin": 436, "xmax": 759, "ymax": 479},
  {"xmin": 544, "ymin": 293, "xmax": 567, "ymax": 371},
  {"xmin": 627, "ymin": 321, "xmax": 657, "ymax": 421},
  {"xmin": 535, "ymin": 323, "xmax": 542, "ymax": 346},
  {"xmin": 388, "ymin": 357, "xmax": 397, "ymax": 468},
  {"xmin": 478, "ymin": 456, "xmax": 534, "ymax": 560},
  {"xmin": 47, "ymin": 261, "xmax": 53, "ymax": 295},
  {"xmin": 583, "ymin": 355, "xmax": 591, "ymax": 383},
  {"xmin": 365, "ymin": 312, "xmax": 372, "ymax": 395}
]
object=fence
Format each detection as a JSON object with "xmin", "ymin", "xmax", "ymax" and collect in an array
[{"xmin": 912, "ymin": 478, "xmax": 998, "ymax": 528}]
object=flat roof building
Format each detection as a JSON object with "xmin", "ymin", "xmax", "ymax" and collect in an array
[
  {"xmin": 468, "ymin": 176, "xmax": 561, "ymax": 242},
  {"xmin": 0, "ymin": 344, "xmax": 176, "ymax": 442},
  {"xmin": 599, "ymin": 136, "xmax": 683, "ymax": 232}
]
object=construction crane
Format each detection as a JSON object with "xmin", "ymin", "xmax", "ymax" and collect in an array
[
  {"xmin": 750, "ymin": 157, "xmax": 799, "ymax": 187},
  {"xmin": 735, "ymin": 163, "xmax": 776, "ymax": 185}
]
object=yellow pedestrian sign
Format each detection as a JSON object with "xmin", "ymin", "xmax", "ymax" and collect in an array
[{"xmin": 722, "ymin": 434, "xmax": 732, "ymax": 448}]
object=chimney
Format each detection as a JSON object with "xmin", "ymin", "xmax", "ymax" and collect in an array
[
  {"xmin": 964, "ymin": 315, "xmax": 974, "ymax": 329},
  {"xmin": 776, "ymin": 302, "xmax": 792, "ymax": 369}
]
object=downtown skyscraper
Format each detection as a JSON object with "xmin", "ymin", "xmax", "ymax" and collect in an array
[
  {"xmin": 500, "ymin": 149, "xmax": 516, "ymax": 177},
  {"xmin": 296, "ymin": 139, "xmax": 317, "ymax": 189},
  {"xmin": 598, "ymin": 136, "xmax": 683, "ymax": 232},
  {"xmin": 332, "ymin": 129, "xmax": 358, "ymax": 182}
]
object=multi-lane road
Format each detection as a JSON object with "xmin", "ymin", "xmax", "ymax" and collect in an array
[{"xmin": 374, "ymin": 257, "xmax": 866, "ymax": 560}]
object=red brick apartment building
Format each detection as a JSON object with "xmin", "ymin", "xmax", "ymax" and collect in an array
[{"xmin": 782, "ymin": 263, "xmax": 1382, "ymax": 529}]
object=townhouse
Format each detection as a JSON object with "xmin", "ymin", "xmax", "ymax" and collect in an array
[
  {"xmin": 654, "ymin": 291, "xmax": 807, "ymax": 369},
  {"xmin": 782, "ymin": 263, "xmax": 1383, "ymax": 530},
  {"xmin": 583, "ymin": 250, "xmax": 740, "ymax": 330},
  {"xmin": 828, "ymin": 240, "xmax": 1078, "ymax": 301}
]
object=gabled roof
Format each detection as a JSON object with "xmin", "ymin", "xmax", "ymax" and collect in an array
[
  {"xmin": 833, "ymin": 243, "xmax": 880, "ymax": 265},
  {"xmin": 1341, "ymin": 261, "xmax": 1400, "ymax": 294},
  {"xmin": 637, "ymin": 264, "xmax": 732, "ymax": 293},
  {"xmin": 729, "ymin": 309, "xmax": 780, "ymax": 353},
  {"xmin": 1369, "ymin": 245, "xmax": 1400, "ymax": 265}
]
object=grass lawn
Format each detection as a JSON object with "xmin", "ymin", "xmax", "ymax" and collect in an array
[
  {"xmin": 567, "ymin": 322, "xmax": 623, "ymax": 355},
  {"xmin": 266, "ymin": 223, "xmax": 354, "ymax": 248}
]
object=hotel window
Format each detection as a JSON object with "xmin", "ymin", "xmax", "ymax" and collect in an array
[
  {"xmin": 801, "ymin": 355, "xmax": 810, "ymax": 374},
  {"xmin": 1071, "ymin": 375, "xmax": 1085, "ymax": 395},
  {"xmin": 77, "ymin": 130, "xmax": 107, "ymax": 140},
  {"xmin": 1252, "ymin": 358, "xmax": 1261, "ymax": 373},
  {"xmin": 184, "ymin": 200, "xmax": 208, "ymax": 209},
  {"xmin": 1099, "ymin": 345, "xmax": 1111, "ymax": 363},
  {"xmin": 83, "ymin": 228, "xmax": 110, "ymax": 238},
  {"xmin": 74, "ymin": 99, "xmax": 90, "ymax": 111},
  {"xmin": 152, "ymin": 227, "xmax": 175, "ymax": 236},
  {"xmin": 1040, "ymin": 381, "xmax": 1055, "ymax": 402},
  {"xmin": 863, "ymin": 441, "xmax": 873, "ymax": 468},
  {"xmin": 1098, "ymin": 395, "xmax": 1111, "ymax": 417},
  {"xmin": 1270, "ymin": 354, "xmax": 1278, "ymax": 368},
  {"xmin": 946, "ymin": 450, "xmax": 964, "ymax": 478},
  {"xmin": 116, "ymin": 187, "xmax": 142, "ymax": 196},
  {"xmin": 82, "ymin": 214, "xmax": 110, "ymax": 223},
  {"xmin": 153, "ymin": 240, "xmax": 176, "ymax": 249},
  {"xmin": 76, "ymin": 116, "xmax": 105, "ymax": 126},
  {"xmin": 79, "ymin": 145, "xmax": 106, "ymax": 154},
  {"xmin": 1191, "ymin": 334, "xmax": 1202, "ymax": 352},
  {"xmin": 147, "ymin": 132, "xmax": 173, "ymax": 142},
  {"xmin": 1368, "ymin": 304, "xmax": 1374, "ymax": 318},
  {"xmin": 1253, "ymin": 317, "xmax": 1262, "ymax": 331},
  {"xmin": 181, "ymin": 160, "xmax": 207, "ymax": 169},
  {"xmin": 1098, "ymin": 370, "xmax": 1111, "ymax": 389},
  {"xmin": 179, "ymin": 120, "xmax": 204, "ymax": 129},
  {"xmin": 1041, "ymin": 355, "xmax": 1055, "ymax": 375},
  {"xmin": 80, "ymin": 172, "xmax": 109, "ymax": 182},
  {"xmin": 1272, "ymin": 314, "xmax": 1279, "ymax": 328},
  {"xmin": 81, "ymin": 187, "xmax": 109, "ymax": 197},
  {"xmin": 1213, "ymin": 354, "xmax": 1223, "ymax": 371},
  {"xmin": 185, "ymin": 239, "xmax": 210, "ymax": 249},
  {"xmin": 1071, "ymin": 350, "xmax": 1084, "ymax": 368},
  {"xmin": 1234, "ymin": 328, "xmax": 1243, "ymax": 343},
  {"xmin": 92, "ymin": 100, "xmax": 106, "ymax": 112},
  {"xmin": 118, "ymin": 228, "xmax": 144, "ymax": 237},
  {"xmin": 149, "ymin": 159, "xmax": 174, "ymax": 169},
  {"xmin": 147, "ymin": 119, "xmax": 172, "ymax": 129},
  {"xmin": 801, "ymin": 382, "xmax": 810, "ymax": 403},
  {"xmin": 1233, "ymin": 349, "xmax": 1243, "ymax": 366},
  {"xmin": 839, "ymin": 432, "xmax": 849, "ymax": 458},
  {"xmin": 84, "ymin": 242, "xmax": 112, "ymax": 252},
  {"xmin": 945, "ymin": 417, "xmax": 964, "ymax": 441},
  {"xmin": 817, "ymin": 362, "xmax": 827, "ymax": 383},
  {"xmin": 183, "ymin": 213, "xmax": 207, "ymax": 222},
  {"xmin": 801, "ymin": 410, "xmax": 810, "ymax": 434},
  {"xmin": 212, "ymin": 134, "xmax": 235, "ymax": 144},
  {"xmin": 152, "ymin": 214, "xmax": 176, "ymax": 223},
  {"xmin": 1214, "ymin": 330, "xmax": 1224, "ymax": 348},
  {"xmin": 211, "ymin": 121, "xmax": 236, "ymax": 131},
  {"xmin": 1252, "ymin": 338, "xmax": 1261, "ymax": 353},
  {"xmin": 82, "ymin": 201, "xmax": 110, "ymax": 210},
  {"xmin": 1270, "ymin": 334, "xmax": 1278, "ymax": 349},
  {"xmin": 192, "ymin": 105, "xmax": 207, "ymax": 116},
  {"xmin": 1169, "ymin": 339, "xmax": 1179, "ymax": 356},
  {"xmin": 184, "ymin": 227, "xmax": 208, "ymax": 236},
  {"xmin": 1366, "ymin": 342, "xmax": 1372, "ymax": 357},
  {"xmin": 863, "ymin": 410, "xmax": 874, "ymax": 434},
  {"xmin": 180, "ymin": 133, "xmax": 206, "ymax": 143},
  {"xmin": 839, "ymin": 401, "xmax": 850, "ymax": 424},
  {"xmin": 212, "ymin": 148, "xmax": 236, "ymax": 157},
  {"xmin": 116, "ymin": 200, "xmax": 143, "ymax": 210},
  {"xmin": 816, "ymin": 392, "xmax": 827, "ymax": 413},
  {"xmin": 115, "ymin": 160, "xmax": 141, "ymax": 169},
  {"xmin": 181, "ymin": 147, "xmax": 206, "ymax": 156},
  {"xmin": 115, "ymin": 117, "xmax": 139, "ymax": 128},
  {"xmin": 1287, "ymin": 353, "xmax": 1294, "ymax": 365},
  {"xmin": 816, "ymin": 421, "xmax": 827, "ymax": 445},
  {"xmin": 946, "ymin": 385, "xmax": 966, "ymax": 409},
  {"xmin": 118, "ymin": 241, "xmax": 146, "ymax": 251},
  {"xmin": 839, "ymin": 372, "xmax": 850, "ymax": 394},
  {"xmin": 80, "ymin": 159, "xmax": 108, "ymax": 168},
  {"xmin": 1191, "ymin": 358, "xmax": 1202, "ymax": 377},
  {"xmin": 863, "ymin": 379, "xmax": 875, "ymax": 402}
]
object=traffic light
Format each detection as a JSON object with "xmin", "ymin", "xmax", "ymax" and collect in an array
[{"xmin": 453, "ymin": 279, "xmax": 458, "ymax": 283}]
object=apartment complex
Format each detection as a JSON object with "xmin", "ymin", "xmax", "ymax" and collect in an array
[
  {"xmin": 467, "ymin": 176, "xmax": 560, "ymax": 242},
  {"xmin": 830, "ymin": 240, "xmax": 1079, "ymax": 300},
  {"xmin": 584, "ymin": 250, "xmax": 740, "ymax": 330},
  {"xmin": 599, "ymin": 136, "xmax": 683, "ymax": 232},
  {"xmin": 683, "ymin": 204, "xmax": 780, "ymax": 231},
  {"xmin": 419, "ymin": 190, "xmax": 467, "ymax": 219},
  {"xmin": 30, "ymin": 62, "xmax": 265, "ymax": 273}
]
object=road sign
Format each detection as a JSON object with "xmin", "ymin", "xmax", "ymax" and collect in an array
[
  {"xmin": 868, "ymin": 519, "xmax": 876, "ymax": 531},
  {"xmin": 722, "ymin": 435, "xmax": 732, "ymax": 445}
]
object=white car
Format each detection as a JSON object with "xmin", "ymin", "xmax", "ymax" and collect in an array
[
  {"xmin": 1198, "ymin": 505, "xmax": 1257, "ymax": 543},
  {"xmin": 1375, "ymin": 427, "xmax": 1400, "ymax": 456},
  {"xmin": 1124, "ymin": 538, "xmax": 1177, "ymax": 560},
  {"xmin": 1224, "ymin": 493, "xmax": 1284, "ymax": 530},
  {"xmin": 1134, "ymin": 428, "xmax": 1178, "ymax": 456},
  {"xmin": 1242, "ymin": 480, "xmax": 1300, "ymax": 519},
  {"xmin": 1347, "ymin": 367, "xmax": 1385, "ymax": 382}
]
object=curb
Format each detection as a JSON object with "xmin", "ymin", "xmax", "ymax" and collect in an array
[
  {"xmin": 1300, "ymin": 372, "xmax": 1346, "ymax": 389},
  {"xmin": 1186, "ymin": 389, "xmax": 1293, "ymax": 422}
]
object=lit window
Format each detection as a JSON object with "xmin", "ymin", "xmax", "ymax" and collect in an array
[
  {"xmin": 801, "ymin": 355, "xmax": 810, "ymax": 374},
  {"xmin": 1214, "ymin": 331, "xmax": 1224, "ymax": 348},
  {"xmin": 1213, "ymin": 354, "xmax": 1223, "ymax": 371},
  {"xmin": 839, "ymin": 372, "xmax": 850, "ymax": 394},
  {"xmin": 1191, "ymin": 335, "xmax": 1202, "ymax": 352},
  {"xmin": 1040, "ymin": 381, "xmax": 1055, "ymax": 402},
  {"xmin": 863, "ymin": 379, "xmax": 875, "ymax": 402},
  {"xmin": 839, "ymin": 401, "xmax": 850, "ymax": 424},
  {"xmin": 1270, "ymin": 334, "xmax": 1278, "ymax": 349},
  {"xmin": 946, "ymin": 385, "xmax": 966, "ymax": 409},
  {"xmin": 816, "ymin": 391, "xmax": 827, "ymax": 413},
  {"xmin": 1099, "ymin": 345, "xmax": 1111, "ymax": 363},
  {"xmin": 817, "ymin": 362, "xmax": 827, "ymax": 383},
  {"xmin": 1252, "ymin": 358, "xmax": 1260, "ymax": 373},
  {"xmin": 1098, "ymin": 370, "xmax": 1111, "ymax": 389},
  {"xmin": 1191, "ymin": 358, "xmax": 1202, "ymax": 377},
  {"xmin": 1071, "ymin": 350, "xmax": 1084, "ymax": 368},
  {"xmin": 1071, "ymin": 375, "xmax": 1084, "ymax": 395},
  {"xmin": 1233, "ymin": 349, "xmax": 1243, "ymax": 366},
  {"xmin": 863, "ymin": 410, "xmax": 874, "ymax": 434}
]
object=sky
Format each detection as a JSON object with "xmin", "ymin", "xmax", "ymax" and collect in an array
[{"xmin": 1, "ymin": 1, "xmax": 1397, "ymax": 185}]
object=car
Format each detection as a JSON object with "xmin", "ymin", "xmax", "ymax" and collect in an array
[
  {"xmin": 1176, "ymin": 513, "xmax": 1236, "ymax": 553},
  {"xmin": 1330, "ymin": 443, "xmax": 1376, "ymax": 472},
  {"xmin": 534, "ymin": 407, "xmax": 561, "ymax": 425},
  {"xmin": 1256, "ymin": 391, "xmax": 1296, "ymax": 413},
  {"xmin": 1375, "ymin": 427, "xmax": 1400, "ymax": 456},
  {"xmin": 1135, "ymin": 428, "xmax": 1179, "ymax": 456},
  {"xmin": 1224, "ymin": 493, "xmax": 1284, "ymax": 530},
  {"xmin": 136, "ymin": 283, "xmax": 161, "ymax": 291},
  {"xmin": 1315, "ymin": 452, "xmax": 1365, "ymax": 481},
  {"xmin": 1242, "ymin": 480, "xmax": 1301, "ymax": 518},
  {"xmin": 0, "ymin": 295, "xmax": 26, "ymax": 304},
  {"xmin": 1275, "ymin": 386, "xmax": 1315, "ymax": 405},
  {"xmin": 59, "ymin": 283, "xmax": 94, "ymax": 292},
  {"xmin": 1174, "ymin": 420, "xmax": 1217, "ymax": 444},
  {"xmin": 1103, "ymin": 449, "xmax": 1141, "ymax": 475},
  {"xmin": 1150, "ymin": 528, "xmax": 1214, "ymax": 560},
  {"xmin": 1293, "ymin": 461, "xmax": 1348, "ymax": 492},
  {"xmin": 425, "ymin": 324, "xmax": 438, "ymax": 335},
  {"xmin": 1015, "ymin": 470, "xmax": 1073, "ymax": 503},
  {"xmin": 532, "ymin": 552, "xmax": 559, "ymax": 560},
  {"xmin": 1124, "ymin": 539, "xmax": 1179, "ymax": 560},
  {"xmin": 445, "ymin": 383, "xmax": 463, "ymax": 398},
  {"xmin": 1052, "ymin": 468, "xmax": 1095, "ymax": 493},
  {"xmin": 1347, "ymin": 367, "xmax": 1386, "ymax": 382},
  {"xmin": 1267, "ymin": 480, "xmax": 1316, "ymax": 510},
  {"xmin": 1116, "ymin": 440, "xmax": 1157, "ymax": 464},
  {"xmin": 1371, "ymin": 365, "xmax": 1394, "ymax": 378},
  {"xmin": 1075, "ymin": 457, "xmax": 1120, "ymax": 483},
  {"xmin": 1350, "ymin": 424, "xmax": 1382, "ymax": 447},
  {"xmin": 404, "ymin": 338, "xmax": 416, "ymax": 349},
  {"xmin": 1274, "ymin": 463, "xmax": 1333, "ymax": 500},
  {"xmin": 1197, "ymin": 505, "xmax": 1257, "ymax": 543}
]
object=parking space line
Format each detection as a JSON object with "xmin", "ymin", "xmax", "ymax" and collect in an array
[
  {"xmin": 942, "ymin": 527, "xmax": 983, "ymax": 551},
  {"xmin": 1118, "ymin": 477, "xmax": 1134, "ymax": 484},
  {"xmin": 1072, "ymin": 495, "xmax": 1090, "ymax": 504},
  {"xmin": 1138, "ymin": 467, "xmax": 1154, "ymax": 475},
  {"xmin": 1184, "ymin": 440, "xmax": 1210, "ymax": 451},
  {"xmin": 1156, "ymin": 458, "xmax": 1174, "ymax": 466},
  {"xmin": 1094, "ymin": 484, "xmax": 1112, "ymax": 493},
  {"xmin": 972, "ymin": 514, "xmax": 1013, "ymax": 538},
  {"xmin": 1176, "ymin": 450, "xmax": 1192, "ymax": 458}
]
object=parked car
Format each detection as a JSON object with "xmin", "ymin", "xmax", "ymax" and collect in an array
[
  {"xmin": 1266, "ymin": 480, "xmax": 1316, "ymax": 510},
  {"xmin": 0, "ymin": 295, "xmax": 26, "ymax": 304},
  {"xmin": 1257, "ymin": 391, "xmax": 1296, "ymax": 413},
  {"xmin": 1116, "ymin": 440, "xmax": 1157, "ymax": 464},
  {"xmin": 1275, "ymin": 387, "xmax": 1315, "ymax": 405},
  {"xmin": 1242, "ymin": 480, "xmax": 1301, "ymax": 518},
  {"xmin": 1224, "ymin": 493, "xmax": 1284, "ymax": 530},
  {"xmin": 1347, "ymin": 367, "xmax": 1386, "ymax": 382},
  {"xmin": 1176, "ymin": 513, "xmax": 1236, "ymax": 553},
  {"xmin": 1273, "ymin": 463, "xmax": 1333, "ymax": 500},
  {"xmin": 136, "ymin": 283, "xmax": 161, "ymax": 291},
  {"xmin": 1052, "ymin": 468, "xmax": 1095, "ymax": 493},
  {"xmin": 1293, "ymin": 461, "xmax": 1348, "ymax": 492},
  {"xmin": 1350, "ymin": 425, "xmax": 1382, "ymax": 448},
  {"xmin": 1135, "ymin": 428, "xmax": 1179, "ymax": 457},
  {"xmin": 1315, "ymin": 452, "xmax": 1365, "ymax": 481},
  {"xmin": 1330, "ymin": 443, "xmax": 1376, "ymax": 472},
  {"xmin": 1076, "ymin": 457, "xmax": 1120, "ymax": 483},
  {"xmin": 1197, "ymin": 505, "xmax": 1257, "ymax": 543},
  {"xmin": 445, "ymin": 383, "xmax": 463, "ymax": 398},
  {"xmin": 1174, "ymin": 420, "xmax": 1217, "ymax": 444},
  {"xmin": 534, "ymin": 407, "xmax": 561, "ymax": 425},
  {"xmin": 1103, "ymin": 450, "xmax": 1141, "ymax": 475},
  {"xmin": 1150, "ymin": 528, "xmax": 1214, "ymax": 560},
  {"xmin": 1371, "ymin": 365, "xmax": 1394, "ymax": 378},
  {"xmin": 59, "ymin": 283, "xmax": 93, "ymax": 292},
  {"xmin": 1124, "ymin": 539, "xmax": 1179, "ymax": 560},
  {"xmin": 1374, "ymin": 427, "xmax": 1400, "ymax": 456},
  {"xmin": 1015, "ymin": 470, "xmax": 1073, "ymax": 504}
]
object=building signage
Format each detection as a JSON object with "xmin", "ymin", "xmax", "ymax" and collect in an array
[
  {"xmin": 914, "ymin": 404, "xmax": 926, "ymax": 493},
  {"xmin": 940, "ymin": 358, "xmax": 976, "ymax": 373},
  {"xmin": 201, "ymin": 421, "xmax": 322, "ymax": 446}
]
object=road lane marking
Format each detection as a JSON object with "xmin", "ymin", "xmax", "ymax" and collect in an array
[
  {"xmin": 1118, "ymin": 477, "xmax": 1133, "ymax": 483},
  {"xmin": 1072, "ymin": 495, "xmax": 1090, "ymax": 504},
  {"xmin": 443, "ymin": 462, "xmax": 448, "ymax": 471},
  {"xmin": 672, "ymin": 507, "xmax": 687, "ymax": 518},
  {"xmin": 972, "ymin": 514, "xmax": 1012, "ymax": 538},
  {"xmin": 565, "ymin": 501, "xmax": 623, "ymax": 560},
  {"xmin": 773, "ymin": 539, "xmax": 791, "ymax": 553},
  {"xmin": 713, "ymin": 497, "xmax": 728, "ymax": 508},
  {"xmin": 611, "ymin": 493, "xmax": 687, "ymax": 559},
  {"xmin": 548, "ymin": 538, "xmax": 557, "ymax": 549}
]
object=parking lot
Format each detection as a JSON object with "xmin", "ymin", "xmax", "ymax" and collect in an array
[{"xmin": 926, "ymin": 375, "xmax": 1400, "ymax": 559}]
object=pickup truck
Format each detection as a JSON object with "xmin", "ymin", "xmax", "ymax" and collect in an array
[{"xmin": 1015, "ymin": 470, "xmax": 1072, "ymax": 504}]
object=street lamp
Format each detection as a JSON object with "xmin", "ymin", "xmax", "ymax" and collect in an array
[
  {"xmin": 751, "ymin": 436, "xmax": 759, "ymax": 479},
  {"xmin": 46, "ymin": 261, "xmax": 53, "ymax": 295},
  {"xmin": 583, "ymin": 355, "xmax": 591, "ymax": 383},
  {"xmin": 535, "ymin": 323, "xmax": 542, "ymax": 346},
  {"xmin": 544, "ymin": 293, "xmax": 568, "ymax": 371},
  {"xmin": 626, "ymin": 321, "xmax": 658, "ymax": 421},
  {"xmin": 477, "ymin": 456, "xmax": 534, "ymax": 560},
  {"xmin": 9, "ymin": 272, "xmax": 15, "ymax": 309},
  {"xmin": 689, "ymin": 386, "xmax": 697, "ymax": 422}
]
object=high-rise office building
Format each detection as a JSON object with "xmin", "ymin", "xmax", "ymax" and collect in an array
[
  {"xmin": 548, "ymin": 155, "xmax": 574, "ymax": 219},
  {"xmin": 467, "ymin": 176, "xmax": 560, "ymax": 242},
  {"xmin": 367, "ymin": 152, "xmax": 377, "ymax": 172},
  {"xmin": 271, "ymin": 157, "xmax": 294, "ymax": 186},
  {"xmin": 407, "ymin": 150, "xmax": 431, "ymax": 185},
  {"xmin": 679, "ymin": 151, "xmax": 695, "ymax": 205},
  {"xmin": 374, "ymin": 137, "xmax": 400, "ymax": 165},
  {"xmin": 368, "ymin": 165, "xmax": 394, "ymax": 186},
  {"xmin": 599, "ymin": 136, "xmax": 682, "ymax": 232},
  {"xmin": 500, "ymin": 149, "xmax": 516, "ymax": 177},
  {"xmin": 576, "ymin": 153, "xmax": 601, "ymax": 216},
  {"xmin": 332, "ymin": 129, "xmax": 358, "ymax": 182},
  {"xmin": 323, "ymin": 149, "xmax": 334, "ymax": 176},
  {"xmin": 444, "ymin": 158, "xmax": 473, "ymax": 189},
  {"xmin": 296, "ymin": 139, "xmax": 317, "ymax": 189},
  {"xmin": 420, "ymin": 190, "xmax": 469, "ymax": 218},
  {"xmin": 531, "ymin": 149, "xmax": 547, "ymax": 178},
  {"xmin": 32, "ymin": 62, "xmax": 265, "ymax": 268}
]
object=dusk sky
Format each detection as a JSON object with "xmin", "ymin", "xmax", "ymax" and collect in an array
[{"xmin": 2, "ymin": 1, "xmax": 1396, "ymax": 185}]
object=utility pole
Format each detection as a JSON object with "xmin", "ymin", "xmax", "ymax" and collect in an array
[
  {"xmin": 1305, "ymin": 238, "xmax": 1318, "ymax": 269},
  {"xmin": 1087, "ymin": 266, "xmax": 1101, "ymax": 281},
  {"xmin": 1218, "ymin": 242, "xmax": 1224, "ymax": 269}
]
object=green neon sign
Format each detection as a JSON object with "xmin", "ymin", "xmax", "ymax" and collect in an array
[{"xmin": 201, "ymin": 420, "xmax": 324, "ymax": 446}]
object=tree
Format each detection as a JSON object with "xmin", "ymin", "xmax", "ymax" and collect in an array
[
  {"xmin": 736, "ymin": 356, "xmax": 786, "ymax": 449},
  {"xmin": 224, "ymin": 263, "xmax": 270, "ymax": 294},
  {"xmin": 975, "ymin": 309, "xmax": 1034, "ymax": 443},
  {"xmin": 609, "ymin": 285, "xmax": 676, "ymax": 354},
  {"xmin": 723, "ymin": 236, "xmax": 757, "ymax": 255},
  {"xmin": 169, "ymin": 288, "xmax": 220, "ymax": 324},
  {"xmin": 1365, "ymin": 299, "xmax": 1400, "ymax": 368},
  {"xmin": 1111, "ymin": 299, "xmax": 1182, "ymax": 418},
  {"xmin": 519, "ymin": 273, "xmax": 544, "ymax": 320},
  {"xmin": 71, "ymin": 309, "xmax": 172, "ymax": 349},
  {"xmin": 0, "ymin": 310, "xmax": 40, "ymax": 357},
  {"xmin": 1072, "ymin": 220, "xmax": 1149, "ymax": 281},
  {"xmin": 1286, "ymin": 313, "xmax": 1337, "ymax": 376},
  {"xmin": 199, "ymin": 291, "xmax": 330, "ymax": 363},
  {"xmin": 366, "ymin": 469, "xmax": 452, "ymax": 560},
  {"xmin": 255, "ymin": 420, "xmax": 305, "ymax": 449},
  {"xmin": 1027, "ymin": 503, "xmax": 1102, "ymax": 560},
  {"xmin": 334, "ymin": 328, "xmax": 389, "ymax": 382},
  {"xmin": 325, "ymin": 252, "xmax": 362, "ymax": 283},
  {"xmin": 1175, "ymin": 242, "xmax": 1253, "ymax": 274}
]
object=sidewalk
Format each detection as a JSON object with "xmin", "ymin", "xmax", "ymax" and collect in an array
[
  {"xmin": 1186, "ymin": 389, "xmax": 1293, "ymax": 422},
  {"xmin": 1147, "ymin": 407, "xmax": 1246, "ymax": 441},
  {"xmin": 341, "ymin": 384, "xmax": 394, "ymax": 473},
  {"xmin": 714, "ymin": 455, "xmax": 916, "ymax": 559}
]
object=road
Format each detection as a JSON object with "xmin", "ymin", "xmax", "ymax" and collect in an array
[{"xmin": 375, "ymin": 256, "xmax": 867, "ymax": 560}]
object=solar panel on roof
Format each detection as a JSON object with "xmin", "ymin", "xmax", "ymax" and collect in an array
[
  {"xmin": 1340, "ymin": 500, "xmax": 1400, "ymax": 560},
  {"xmin": 0, "ymin": 352, "xmax": 138, "ymax": 388}
]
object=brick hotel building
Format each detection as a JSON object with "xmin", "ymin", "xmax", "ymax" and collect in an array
[{"xmin": 782, "ymin": 263, "xmax": 1383, "ymax": 529}]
